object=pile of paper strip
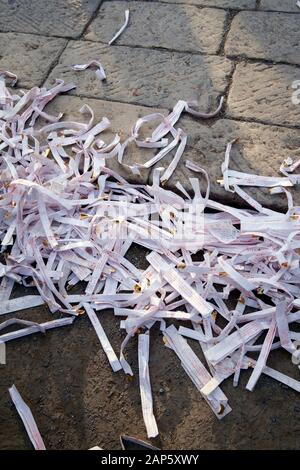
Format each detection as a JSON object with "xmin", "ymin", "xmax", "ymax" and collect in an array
[{"xmin": 1, "ymin": 69, "xmax": 300, "ymax": 445}]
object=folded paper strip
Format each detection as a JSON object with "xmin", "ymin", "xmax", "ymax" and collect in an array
[{"xmin": 1, "ymin": 70, "xmax": 300, "ymax": 443}]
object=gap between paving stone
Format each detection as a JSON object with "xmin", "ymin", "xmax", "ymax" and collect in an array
[
  {"xmin": 227, "ymin": 62, "xmax": 300, "ymax": 128},
  {"xmin": 0, "ymin": 32, "xmax": 67, "ymax": 88},
  {"xmin": 158, "ymin": 0, "xmax": 256, "ymax": 9}
]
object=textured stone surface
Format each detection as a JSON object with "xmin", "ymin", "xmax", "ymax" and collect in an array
[
  {"xmin": 45, "ymin": 95, "xmax": 300, "ymax": 211},
  {"xmin": 0, "ymin": 33, "xmax": 66, "ymax": 88},
  {"xmin": 2, "ymin": 0, "xmax": 300, "ymax": 454},
  {"xmin": 46, "ymin": 42, "xmax": 233, "ymax": 109},
  {"xmin": 260, "ymin": 0, "xmax": 300, "ymax": 12},
  {"xmin": 86, "ymin": 1, "xmax": 226, "ymax": 54},
  {"xmin": 44, "ymin": 94, "xmax": 168, "ymax": 183},
  {"xmin": 225, "ymin": 11, "xmax": 300, "ymax": 65},
  {"xmin": 159, "ymin": 0, "xmax": 256, "ymax": 8},
  {"xmin": 0, "ymin": 0, "xmax": 101, "ymax": 38},
  {"xmin": 149, "ymin": 117, "xmax": 300, "ymax": 210},
  {"xmin": 227, "ymin": 62, "xmax": 300, "ymax": 127}
]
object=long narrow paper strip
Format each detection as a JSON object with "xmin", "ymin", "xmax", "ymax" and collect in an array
[
  {"xmin": 205, "ymin": 321, "xmax": 269, "ymax": 365},
  {"xmin": 0, "ymin": 295, "xmax": 44, "ymax": 316},
  {"xmin": 246, "ymin": 319, "xmax": 277, "ymax": 391},
  {"xmin": 0, "ymin": 317, "xmax": 74, "ymax": 342},
  {"xmin": 164, "ymin": 325, "xmax": 231, "ymax": 419},
  {"xmin": 9, "ymin": 385, "xmax": 46, "ymax": 450},
  {"xmin": 84, "ymin": 303, "xmax": 122, "ymax": 372},
  {"xmin": 138, "ymin": 334, "xmax": 158, "ymax": 438},
  {"xmin": 109, "ymin": 9, "xmax": 130, "ymax": 45}
]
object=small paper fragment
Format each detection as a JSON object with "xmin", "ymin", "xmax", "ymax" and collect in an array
[
  {"xmin": 73, "ymin": 61, "xmax": 106, "ymax": 81},
  {"xmin": 109, "ymin": 9, "xmax": 130, "ymax": 45}
]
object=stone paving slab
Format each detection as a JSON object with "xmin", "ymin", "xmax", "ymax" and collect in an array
[
  {"xmin": 43, "ymin": 94, "xmax": 168, "ymax": 183},
  {"xmin": 0, "ymin": 0, "xmax": 102, "ymax": 38},
  {"xmin": 260, "ymin": 0, "xmax": 300, "ymax": 13},
  {"xmin": 45, "ymin": 93, "xmax": 300, "ymax": 211},
  {"xmin": 225, "ymin": 11, "xmax": 300, "ymax": 65},
  {"xmin": 46, "ymin": 41, "xmax": 233, "ymax": 109},
  {"xmin": 159, "ymin": 0, "xmax": 256, "ymax": 9},
  {"xmin": 149, "ymin": 117, "xmax": 300, "ymax": 210},
  {"xmin": 0, "ymin": 32, "xmax": 67, "ymax": 88},
  {"xmin": 85, "ymin": 1, "xmax": 226, "ymax": 54},
  {"xmin": 227, "ymin": 62, "xmax": 300, "ymax": 127}
]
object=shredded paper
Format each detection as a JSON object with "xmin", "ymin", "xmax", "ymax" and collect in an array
[{"xmin": 1, "ymin": 67, "xmax": 300, "ymax": 445}]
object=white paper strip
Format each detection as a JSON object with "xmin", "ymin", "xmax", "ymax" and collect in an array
[
  {"xmin": 0, "ymin": 295, "xmax": 45, "ymax": 316},
  {"xmin": 84, "ymin": 303, "xmax": 122, "ymax": 372},
  {"xmin": 263, "ymin": 366, "xmax": 300, "ymax": 393},
  {"xmin": 164, "ymin": 325, "xmax": 231, "ymax": 419},
  {"xmin": 205, "ymin": 321, "xmax": 269, "ymax": 365},
  {"xmin": 73, "ymin": 61, "xmax": 106, "ymax": 81},
  {"xmin": 109, "ymin": 9, "xmax": 130, "ymax": 45},
  {"xmin": 138, "ymin": 333, "xmax": 159, "ymax": 438},
  {"xmin": 9, "ymin": 384, "xmax": 46, "ymax": 450},
  {"xmin": 0, "ymin": 317, "xmax": 74, "ymax": 343},
  {"xmin": 275, "ymin": 301, "xmax": 295, "ymax": 353},
  {"xmin": 246, "ymin": 319, "xmax": 276, "ymax": 391}
]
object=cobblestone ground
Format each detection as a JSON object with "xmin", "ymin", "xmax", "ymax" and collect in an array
[{"xmin": 0, "ymin": 0, "xmax": 300, "ymax": 450}]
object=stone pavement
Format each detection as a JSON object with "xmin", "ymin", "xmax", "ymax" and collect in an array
[{"xmin": 1, "ymin": 0, "xmax": 300, "ymax": 210}]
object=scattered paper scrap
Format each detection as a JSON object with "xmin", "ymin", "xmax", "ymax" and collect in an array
[
  {"xmin": 1, "ymin": 69, "xmax": 300, "ymax": 446},
  {"xmin": 109, "ymin": 9, "xmax": 130, "ymax": 45},
  {"xmin": 73, "ymin": 61, "xmax": 106, "ymax": 81}
]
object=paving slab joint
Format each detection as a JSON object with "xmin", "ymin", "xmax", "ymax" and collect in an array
[
  {"xmin": 218, "ymin": 60, "xmax": 237, "ymax": 118},
  {"xmin": 80, "ymin": 0, "xmax": 105, "ymax": 39},
  {"xmin": 224, "ymin": 115, "xmax": 300, "ymax": 131},
  {"xmin": 41, "ymin": 40, "xmax": 70, "ymax": 88},
  {"xmin": 217, "ymin": 9, "xmax": 238, "ymax": 56},
  {"xmin": 38, "ymin": 0, "xmax": 104, "ymax": 88}
]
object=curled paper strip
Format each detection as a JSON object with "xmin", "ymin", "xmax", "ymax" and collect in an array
[
  {"xmin": 1, "ymin": 70, "xmax": 300, "ymax": 442},
  {"xmin": 73, "ymin": 61, "xmax": 106, "ymax": 81}
]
